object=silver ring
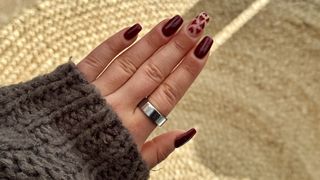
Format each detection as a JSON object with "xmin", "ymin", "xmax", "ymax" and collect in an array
[{"xmin": 138, "ymin": 98, "xmax": 167, "ymax": 127}]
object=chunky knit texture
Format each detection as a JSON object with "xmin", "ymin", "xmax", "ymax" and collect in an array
[{"xmin": 0, "ymin": 61, "xmax": 150, "ymax": 180}]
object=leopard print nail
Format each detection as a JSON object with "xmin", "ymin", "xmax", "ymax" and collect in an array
[{"xmin": 188, "ymin": 12, "xmax": 210, "ymax": 36}]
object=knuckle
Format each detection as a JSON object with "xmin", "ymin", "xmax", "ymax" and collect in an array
[
  {"xmin": 84, "ymin": 55, "xmax": 104, "ymax": 69},
  {"xmin": 148, "ymin": 29, "xmax": 166, "ymax": 47},
  {"xmin": 103, "ymin": 41, "xmax": 119, "ymax": 54},
  {"xmin": 160, "ymin": 82, "xmax": 179, "ymax": 107},
  {"xmin": 117, "ymin": 55, "xmax": 137, "ymax": 75},
  {"xmin": 144, "ymin": 36, "xmax": 158, "ymax": 50},
  {"xmin": 143, "ymin": 63, "xmax": 164, "ymax": 84},
  {"xmin": 182, "ymin": 62, "xmax": 199, "ymax": 78},
  {"xmin": 172, "ymin": 40, "xmax": 187, "ymax": 53}
]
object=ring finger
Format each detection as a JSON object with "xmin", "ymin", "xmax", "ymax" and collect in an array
[{"xmin": 138, "ymin": 36, "xmax": 213, "ymax": 139}]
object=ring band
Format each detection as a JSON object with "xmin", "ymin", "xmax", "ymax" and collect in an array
[{"xmin": 138, "ymin": 98, "xmax": 167, "ymax": 127}]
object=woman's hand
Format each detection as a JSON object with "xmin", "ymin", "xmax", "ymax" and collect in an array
[{"xmin": 77, "ymin": 12, "xmax": 212, "ymax": 169}]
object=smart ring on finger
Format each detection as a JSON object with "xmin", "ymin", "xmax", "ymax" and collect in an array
[{"xmin": 138, "ymin": 98, "xmax": 167, "ymax": 127}]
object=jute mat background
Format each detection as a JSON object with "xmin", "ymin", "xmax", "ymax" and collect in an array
[{"xmin": 0, "ymin": 0, "xmax": 319, "ymax": 179}]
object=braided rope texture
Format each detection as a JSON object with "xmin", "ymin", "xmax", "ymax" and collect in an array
[
  {"xmin": 0, "ymin": 0, "xmax": 198, "ymax": 85},
  {"xmin": 0, "ymin": 62, "xmax": 149, "ymax": 179},
  {"xmin": 1, "ymin": 0, "xmax": 320, "ymax": 180}
]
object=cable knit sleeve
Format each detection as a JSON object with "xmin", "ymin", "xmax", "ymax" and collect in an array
[{"xmin": 0, "ymin": 61, "xmax": 150, "ymax": 180}]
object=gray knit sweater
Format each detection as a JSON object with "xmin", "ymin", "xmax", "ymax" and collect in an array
[{"xmin": 0, "ymin": 62, "xmax": 150, "ymax": 179}]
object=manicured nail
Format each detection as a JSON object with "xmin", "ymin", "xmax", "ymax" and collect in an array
[
  {"xmin": 162, "ymin": 15, "xmax": 184, "ymax": 37},
  {"xmin": 188, "ymin": 12, "xmax": 210, "ymax": 37},
  {"xmin": 124, "ymin": 23, "xmax": 142, "ymax": 40},
  {"xmin": 194, "ymin": 36, "xmax": 213, "ymax": 59},
  {"xmin": 174, "ymin": 128, "xmax": 197, "ymax": 148}
]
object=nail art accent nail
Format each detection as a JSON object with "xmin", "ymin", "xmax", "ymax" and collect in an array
[
  {"xmin": 174, "ymin": 128, "xmax": 197, "ymax": 148},
  {"xmin": 188, "ymin": 12, "xmax": 210, "ymax": 37},
  {"xmin": 194, "ymin": 36, "xmax": 213, "ymax": 59},
  {"xmin": 124, "ymin": 23, "xmax": 142, "ymax": 40},
  {"xmin": 162, "ymin": 15, "xmax": 184, "ymax": 37}
]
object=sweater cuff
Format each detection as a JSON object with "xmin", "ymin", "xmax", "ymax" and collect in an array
[{"xmin": 0, "ymin": 61, "xmax": 149, "ymax": 179}]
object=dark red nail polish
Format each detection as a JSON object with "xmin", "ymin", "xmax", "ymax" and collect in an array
[
  {"xmin": 174, "ymin": 128, "xmax": 197, "ymax": 148},
  {"xmin": 162, "ymin": 15, "xmax": 183, "ymax": 37},
  {"xmin": 194, "ymin": 36, "xmax": 213, "ymax": 59},
  {"xmin": 124, "ymin": 23, "xmax": 142, "ymax": 40}
]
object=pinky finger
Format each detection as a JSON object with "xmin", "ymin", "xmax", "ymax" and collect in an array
[{"xmin": 141, "ymin": 128, "xmax": 197, "ymax": 168}]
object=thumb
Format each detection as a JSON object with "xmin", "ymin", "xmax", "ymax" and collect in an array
[{"xmin": 141, "ymin": 128, "xmax": 197, "ymax": 169}]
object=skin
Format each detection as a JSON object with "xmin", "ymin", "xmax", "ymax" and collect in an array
[{"xmin": 77, "ymin": 16, "xmax": 211, "ymax": 169}]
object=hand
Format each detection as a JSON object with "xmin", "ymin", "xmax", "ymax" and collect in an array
[{"xmin": 77, "ymin": 12, "xmax": 212, "ymax": 169}]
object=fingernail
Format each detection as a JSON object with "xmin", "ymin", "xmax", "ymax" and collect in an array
[
  {"xmin": 174, "ymin": 128, "xmax": 197, "ymax": 148},
  {"xmin": 162, "ymin": 15, "xmax": 184, "ymax": 37},
  {"xmin": 124, "ymin": 23, "xmax": 142, "ymax": 40},
  {"xmin": 188, "ymin": 12, "xmax": 210, "ymax": 37},
  {"xmin": 194, "ymin": 36, "xmax": 213, "ymax": 59}
]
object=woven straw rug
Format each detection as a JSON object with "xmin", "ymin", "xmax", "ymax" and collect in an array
[{"xmin": 0, "ymin": 0, "xmax": 319, "ymax": 179}]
